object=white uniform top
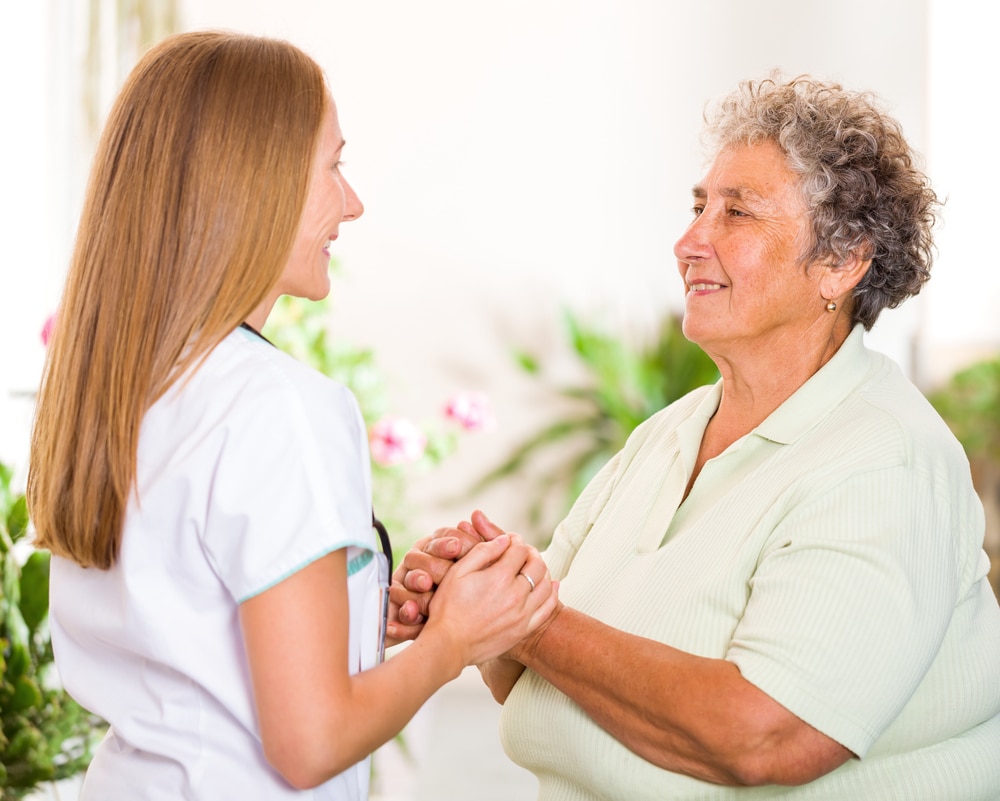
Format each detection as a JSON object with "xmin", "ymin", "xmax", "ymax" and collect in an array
[{"xmin": 49, "ymin": 326, "xmax": 384, "ymax": 800}]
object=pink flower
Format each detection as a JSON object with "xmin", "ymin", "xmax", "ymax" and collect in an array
[
  {"xmin": 40, "ymin": 311, "xmax": 57, "ymax": 347},
  {"xmin": 444, "ymin": 390, "xmax": 495, "ymax": 431},
  {"xmin": 369, "ymin": 416, "xmax": 427, "ymax": 467}
]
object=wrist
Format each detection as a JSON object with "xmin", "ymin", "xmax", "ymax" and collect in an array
[
  {"xmin": 509, "ymin": 600, "xmax": 564, "ymax": 665},
  {"xmin": 416, "ymin": 617, "xmax": 467, "ymax": 681}
]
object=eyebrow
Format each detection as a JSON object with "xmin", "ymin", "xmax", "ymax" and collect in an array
[{"xmin": 691, "ymin": 184, "xmax": 773, "ymax": 208}]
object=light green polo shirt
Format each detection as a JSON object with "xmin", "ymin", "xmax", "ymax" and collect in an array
[{"xmin": 500, "ymin": 326, "xmax": 1000, "ymax": 800}]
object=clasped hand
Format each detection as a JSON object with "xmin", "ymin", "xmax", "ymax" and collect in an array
[{"xmin": 386, "ymin": 510, "xmax": 559, "ymax": 664}]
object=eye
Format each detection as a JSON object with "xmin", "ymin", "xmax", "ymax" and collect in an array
[
  {"xmin": 728, "ymin": 208, "xmax": 749, "ymax": 218},
  {"xmin": 332, "ymin": 160, "xmax": 346, "ymax": 173},
  {"xmin": 691, "ymin": 204, "xmax": 704, "ymax": 217}
]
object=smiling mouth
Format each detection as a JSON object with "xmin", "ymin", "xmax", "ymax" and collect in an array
[{"xmin": 688, "ymin": 283, "xmax": 724, "ymax": 292}]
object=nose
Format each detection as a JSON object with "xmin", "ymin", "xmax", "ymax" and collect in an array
[
  {"xmin": 673, "ymin": 211, "xmax": 712, "ymax": 265},
  {"xmin": 342, "ymin": 175, "xmax": 364, "ymax": 222}
]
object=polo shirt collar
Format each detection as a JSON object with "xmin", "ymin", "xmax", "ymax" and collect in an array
[{"xmin": 753, "ymin": 325, "xmax": 877, "ymax": 446}]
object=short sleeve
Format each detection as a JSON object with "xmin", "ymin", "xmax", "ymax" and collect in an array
[
  {"xmin": 727, "ymin": 463, "xmax": 958, "ymax": 756},
  {"xmin": 200, "ymin": 367, "xmax": 373, "ymax": 603},
  {"xmin": 543, "ymin": 451, "xmax": 623, "ymax": 580}
]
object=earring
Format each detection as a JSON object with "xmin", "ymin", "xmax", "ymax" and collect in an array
[{"xmin": 825, "ymin": 300, "xmax": 837, "ymax": 313}]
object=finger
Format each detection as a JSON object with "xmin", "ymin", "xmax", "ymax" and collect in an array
[
  {"xmin": 396, "ymin": 598, "xmax": 426, "ymax": 626},
  {"xmin": 392, "ymin": 536, "xmax": 432, "ymax": 587},
  {"xmin": 492, "ymin": 534, "xmax": 532, "ymax": 575},
  {"xmin": 389, "ymin": 580, "xmax": 432, "ymax": 618},
  {"xmin": 446, "ymin": 534, "xmax": 511, "ymax": 577},
  {"xmin": 441, "ymin": 524, "xmax": 485, "ymax": 558},
  {"xmin": 517, "ymin": 547, "xmax": 549, "ymax": 587},
  {"xmin": 514, "ymin": 571, "xmax": 558, "ymax": 638},
  {"xmin": 470, "ymin": 510, "xmax": 510, "ymax": 542},
  {"xmin": 386, "ymin": 618, "xmax": 423, "ymax": 645},
  {"xmin": 422, "ymin": 536, "xmax": 464, "ymax": 560},
  {"xmin": 400, "ymin": 549, "xmax": 452, "ymax": 589},
  {"xmin": 403, "ymin": 568, "xmax": 435, "ymax": 593}
]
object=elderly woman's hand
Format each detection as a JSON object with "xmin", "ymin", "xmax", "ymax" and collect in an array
[
  {"xmin": 387, "ymin": 513, "xmax": 548, "ymax": 645},
  {"xmin": 387, "ymin": 518, "xmax": 496, "ymax": 642}
]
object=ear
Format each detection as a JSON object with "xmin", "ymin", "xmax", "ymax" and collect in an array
[{"xmin": 818, "ymin": 250, "xmax": 872, "ymax": 302}]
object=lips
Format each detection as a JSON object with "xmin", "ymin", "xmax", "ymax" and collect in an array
[{"xmin": 687, "ymin": 280, "xmax": 725, "ymax": 293}]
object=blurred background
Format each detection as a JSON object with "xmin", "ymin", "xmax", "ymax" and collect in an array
[{"xmin": 1, "ymin": 1, "xmax": 998, "ymax": 798}]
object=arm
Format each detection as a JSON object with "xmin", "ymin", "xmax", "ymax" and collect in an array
[
  {"xmin": 240, "ymin": 534, "xmax": 556, "ymax": 789},
  {"xmin": 478, "ymin": 655, "xmax": 526, "ymax": 704},
  {"xmin": 470, "ymin": 515, "xmax": 851, "ymax": 788},
  {"xmin": 510, "ymin": 604, "xmax": 850, "ymax": 787}
]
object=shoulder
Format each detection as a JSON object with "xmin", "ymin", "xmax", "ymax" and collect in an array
[
  {"xmin": 194, "ymin": 329, "xmax": 364, "ymax": 438},
  {"xmin": 840, "ymin": 352, "xmax": 969, "ymax": 473},
  {"xmin": 623, "ymin": 384, "xmax": 718, "ymax": 453},
  {"xmin": 218, "ymin": 330, "xmax": 360, "ymax": 411},
  {"xmin": 143, "ymin": 329, "xmax": 370, "ymax": 489}
]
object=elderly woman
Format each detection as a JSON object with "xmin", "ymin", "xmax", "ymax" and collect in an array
[{"xmin": 391, "ymin": 76, "xmax": 1000, "ymax": 799}]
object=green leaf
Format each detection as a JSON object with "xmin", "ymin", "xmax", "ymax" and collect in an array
[
  {"xmin": 2, "ymin": 723, "xmax": 44, "ymax": 762},
  {"xmin": 5, "ymin": 496, "xmax": 29, "ymax": 543},
  {"xmin": 3, "ymin": 642, "xmax": 30, "ymax": 681},
  {"xmin": 18, "ymin": 551, "xmax": 51, "ymax": 634},
  {"xmin": 514, "ymin": 351, "xmax": 540, "ymax": 374},
  {"xmin": 8, "ymin": 675, "xmax": 43, "ymax": 713}
]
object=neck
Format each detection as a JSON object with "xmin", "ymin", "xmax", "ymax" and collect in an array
[
  {"xmin": 245, "ymin": 293, "xmax": 279, "ymax": 332},
  {"xmin": 705, "ymin": 319, "xmax": 853, "ymax": 436}
]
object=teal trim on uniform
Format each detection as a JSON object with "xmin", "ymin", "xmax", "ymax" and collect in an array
[
  {"xmin": 237, "ymin": 540, "xmax": 374, "ymax": 603},
  {"xmin": 235, "ymin": 326, "xmax": 259, "ymax": 344},
  {"xmin": 348, "ymin": 549, "xmax": 374, "ymax": 576}
]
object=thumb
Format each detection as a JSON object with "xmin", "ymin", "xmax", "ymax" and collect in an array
[
  {"xmin": 448, "ymin": 534, "xmax": 511, "ymax": 576},
  {"xmin": 470, "ymin": 510, "xmax": 508, "ymax": 541}
]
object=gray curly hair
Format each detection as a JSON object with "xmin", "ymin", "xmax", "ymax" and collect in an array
[{"xmin": 702, "ymin": 75, "xmax": 941, "ymax": 330}]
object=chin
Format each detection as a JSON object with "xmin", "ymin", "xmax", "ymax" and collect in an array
[
  {"xmin": 305, "ymin": 274, "xmax": 332, "ymax": 301},
  {"xmin": 305, "ymin": 286, "xmax": 331, "ymax": 302},
  {"xmin": 680, "ymin": 315, "xmax": 704, "ymax": 345}
]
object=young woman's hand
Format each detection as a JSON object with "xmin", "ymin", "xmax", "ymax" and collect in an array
[{"xmin": 420, "ymin": 533, "xmax": 558, "ymax": 668}]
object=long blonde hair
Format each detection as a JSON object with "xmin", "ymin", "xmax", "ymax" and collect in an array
[{"xmin": 28, "ymin": 31, "xmax": 328, "ymax": 569}]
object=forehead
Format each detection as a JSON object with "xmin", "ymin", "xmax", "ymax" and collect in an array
[
  {"xmin": 317, "ymin": 96, "xmax": 343, "ymax": 150},
  {"xmin": 694, "ymin": 141, "xmax": 805, "ymax": 211}
]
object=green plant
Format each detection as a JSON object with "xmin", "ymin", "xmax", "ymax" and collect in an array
[
  {"xmin": 1, "ymin": 463, "xmax": 102, "ymax": 799},
  {"xmin": 927, "ymin": 356, "xmax": 1000, "ymax": 466},
  {"xmin": 474, "ymin": 309, "xmax": 719, "ymax": 539},
  {"xmin": 927, "ymin": 354, "xmax": 1000, "ymax": 599}
]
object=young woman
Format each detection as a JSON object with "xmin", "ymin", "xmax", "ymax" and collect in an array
[{"xmin": 27, "ymin": 31, "xmax": 556, "ymax": 800}]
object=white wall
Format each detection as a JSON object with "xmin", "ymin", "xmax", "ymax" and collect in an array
[
  {"xmin": 2, "ymin": 0, "xmax": 996, "ymax": 538},
  {"xmin": 925, "ymin": 0, "xmax": 1000, "ymax": 384},
  {"xmin": 0, "ymin": 0, "xmax": 91, "ymax": 483},
  {"xmin": 1, "ymin": 2, "xmax": 53, "ymax": 480}
]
